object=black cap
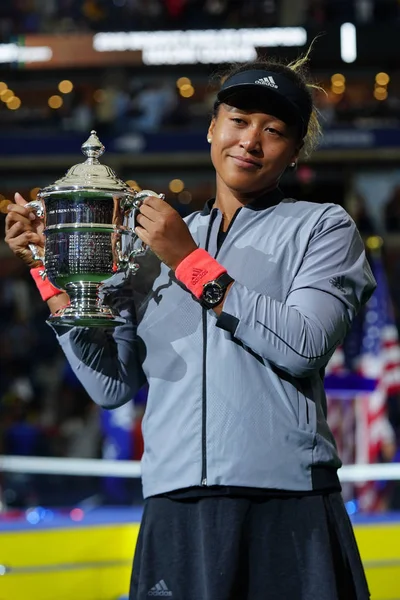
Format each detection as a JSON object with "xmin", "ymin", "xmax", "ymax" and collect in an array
[{"xmin": 217, "ymin": 69, "xmax": 312, "ymax": 139}]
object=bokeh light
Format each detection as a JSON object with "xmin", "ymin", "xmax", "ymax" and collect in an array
[
  {"xmin": 374, "ymin": 87, "xmax": 388, "ymax": 101},
  {"xmin": 179, "ymin": 84, "xmax": 195, "ymax": 98},
  {"xmin": 70, "ymin": 508, "xmax": 84, "ymax": 522},
  {"xmin": 178, "ymin": 190, "xmax": 192, "ymax": 204},
  {"xmin": 6, "ymin": 96, "xmax": 21, "ymax": 110},
  {"xmin": 366, "ymin": 236, "xmax": 384, "ymax": 249},
  {"xmin": 331, "ymin": 73, "xmax": 345, "ymax": 84},
  {"xmin": 58, "ymin": 79, "xmax": 74, "ymax": 94},
  {"xmin": 48, "ymin": 95, "xmax": 63, "ymax": 109},
  {"xmin": 375, "ymin": 72, "xmax": 390, "ymax": 86},
  {"xmin": 331, "ymin": 84, "xmax": 345, "ymax": 95},
  {"xmin": 126, "ymin": 180, "xmax": 142, "ymax": 191},
  {"xmin": 30, "ymin": 187, "xmax": 41, "ymax": 200},
  {"xmin": 169, "ymin": 179, "xmax": 185, "ymax": 193},
  {"xmin": 93, "ymin": 89, "xmax": 106, "ymax": 103},
  {"xmin": 1, "ymin": 89, "xmax": 14, "ymax": 102},
  {"xmin": 177, "ymin": 77, "xmax": 191, "ymax": 88}
]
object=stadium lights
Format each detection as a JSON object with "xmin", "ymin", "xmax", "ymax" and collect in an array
[
  {"xmin": 93, "ymin": 27, "xmax": 307, "ymax": 65},
  {"xmin": 340, "ymin": 23, "xmax": 357, "ymax": 63}
]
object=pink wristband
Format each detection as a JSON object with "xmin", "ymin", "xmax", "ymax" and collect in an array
[
  {"xmin": 30, "ymin": 267, "xmax": 63, "ymax": 302},
  {"xmin": 175, "ymin": 248, "xmax": 227, "ymax": 299}
]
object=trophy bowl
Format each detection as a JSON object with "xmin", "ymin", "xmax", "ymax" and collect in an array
[{"xmin": 27, "ymin": 130, "xmax": 161, "ymax": 327}]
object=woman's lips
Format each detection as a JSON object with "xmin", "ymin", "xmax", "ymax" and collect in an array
[{"xmin": 231, "ymin": 156, "xmax": 262, "ymax": 169}]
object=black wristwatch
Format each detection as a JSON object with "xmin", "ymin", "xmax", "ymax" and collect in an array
[{"xmin": 200, "ymin": 273, "xmax": 234, "ymax": 309}]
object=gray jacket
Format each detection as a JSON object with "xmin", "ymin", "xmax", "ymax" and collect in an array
[{"xmin": 55, "ymin": 191, "xmax": 376, "ymax": 498}]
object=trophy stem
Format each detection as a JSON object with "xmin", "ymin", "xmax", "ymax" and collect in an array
[{"xmin": 47, "ymin": 282, "xmax": 125, "ymax": 327}]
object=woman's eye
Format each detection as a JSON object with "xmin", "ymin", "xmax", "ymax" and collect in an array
[
  {"xmin": 266, "ymin": 127, "xmax": 282, "ymax": 136},
  {"xmin": 231, "ymin": 118, "xmax": 245, "ymax": 124}
]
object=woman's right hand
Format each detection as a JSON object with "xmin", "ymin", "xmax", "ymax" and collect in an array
[{"xmin": 4, "ymin": 192, "xmax": 45, "ymax": 268}]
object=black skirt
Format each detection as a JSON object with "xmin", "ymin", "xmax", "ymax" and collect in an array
[{"xmin": 130, "ymin": 491, "xmax": 370, "ymax": 600}]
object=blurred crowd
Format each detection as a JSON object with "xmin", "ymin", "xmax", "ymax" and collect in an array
[
  {"xmin": 1, "ymin": 71, "xmax": 400, "ymax": 138},
  {"xmin": 1, "ymin": 0, "xmax": 400, "ymax": 36}
]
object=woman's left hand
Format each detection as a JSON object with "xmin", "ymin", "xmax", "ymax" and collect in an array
[{"xmin": 135, "ymin": 195, "xmax": 198, "ymax": 270}]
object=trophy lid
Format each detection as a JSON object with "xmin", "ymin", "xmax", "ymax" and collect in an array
[{"xmin": 39, "ymin": 131, "xmax": 135, "ymax": 196}]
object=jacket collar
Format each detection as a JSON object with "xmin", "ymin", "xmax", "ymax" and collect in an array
[{"xmin": 201, "ymin": 186, "xmax": 285, "ymax": 215}]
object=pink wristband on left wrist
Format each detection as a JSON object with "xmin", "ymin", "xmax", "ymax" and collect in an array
[
  {"xmin": 30, "ymin": 267, "xmax": 64, "ymax": 302},
  {"xmin": 175, "ymin": 248, "xmax": 227, "ymax": 299}
]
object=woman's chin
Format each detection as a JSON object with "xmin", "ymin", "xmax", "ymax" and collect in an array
[{"xmin": 226, "ymin": 179, "xmax": 266, "ymax": 197}]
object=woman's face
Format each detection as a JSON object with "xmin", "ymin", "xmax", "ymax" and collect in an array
[{"xmin": 208, "ymin": 103, "xmax": 300, "ymax": 198}]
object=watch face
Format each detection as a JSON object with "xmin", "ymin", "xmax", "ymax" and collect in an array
[{"xmin": 203, "ymin": 283, "xmax": 223, "ymax": 304}]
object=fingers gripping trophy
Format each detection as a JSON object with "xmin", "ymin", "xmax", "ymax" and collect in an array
[{"xmin": 18, "ymin": 131, "xmax": 163, "ymax": 327}]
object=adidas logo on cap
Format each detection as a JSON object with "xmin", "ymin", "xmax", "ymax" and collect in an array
[{"xmin": 255, "ymin": 76, "xmax": 278, "ymax": 89}]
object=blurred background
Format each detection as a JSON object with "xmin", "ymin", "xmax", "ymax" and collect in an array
[{"xmin": 1, "ymin": 1, "xmax": 400, "ymax": 598}]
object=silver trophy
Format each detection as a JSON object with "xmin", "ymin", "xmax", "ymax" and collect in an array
[{"xmin": 27, "ymin": 130, "xmax": 162, "ymax": 327}]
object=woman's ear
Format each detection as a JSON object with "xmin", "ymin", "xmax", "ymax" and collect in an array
[
  {"xmin": 207, "ymin": 119, "xmax": 215, "ymax": 144},
  {"xmin": 289, "ymin": 141, "xmax": 302, "ymax": 166}
]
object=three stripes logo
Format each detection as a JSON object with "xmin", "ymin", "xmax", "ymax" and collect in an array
[
  {"xmin": 147, "ymin": 579, "xmax": 173, "ymax": 596},
  {"xmin": 329, "ymin": 276, "xmax": 346, "ymax": 293},
  {"xmin": 255, "ymin": 75, "xmax": 278, "ymax": 89},
  {"xmin": 192, "ymin": 267, "xmax": 208, "ymax": 285}
]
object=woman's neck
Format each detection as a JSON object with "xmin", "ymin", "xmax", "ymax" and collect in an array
[
  {"xmin": 214, "ymin": 197, "xmax": 242, "ymax": 231},
  {"xmin": 214, "ymin": 179, "xmax": 279, "ymax": 231}
]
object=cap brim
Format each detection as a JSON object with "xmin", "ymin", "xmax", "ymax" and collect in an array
[{"xmin": 217, "ymin": 83, "xmax": 301, "ymax": 128}]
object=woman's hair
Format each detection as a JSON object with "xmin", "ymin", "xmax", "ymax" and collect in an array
[{"xmin": 211, "ymin": 48, "xmax": 322, "ymax": 158}]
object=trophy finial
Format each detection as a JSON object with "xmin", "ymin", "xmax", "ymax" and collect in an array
[{"xmin": 81, "ymin": 130, "xmax": 105, "ymax": 160}]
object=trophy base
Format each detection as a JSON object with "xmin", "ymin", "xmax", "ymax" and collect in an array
[{"xmin": 47, "ymin": 282, "xmax": 125, "ymax": 327}]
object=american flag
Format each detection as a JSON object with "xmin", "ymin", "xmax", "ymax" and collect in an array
[
  {"xmin": 325, "ymin": 345, "xmax": 357, "ymax": 503},
  {"xmin": 326, "ymin": 246, "xmax": 400, "ymax": 511},
  {"xmin": 355, "ymin": 249, "xmax": 400, "ymax": 512}
]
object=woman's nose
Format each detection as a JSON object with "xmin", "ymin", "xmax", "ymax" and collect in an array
[{"xmin": 240, "ymin": 130, "xmax": 262, "ymax": 153}]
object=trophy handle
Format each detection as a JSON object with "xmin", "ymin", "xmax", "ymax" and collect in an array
[
  {"xmin": 116, "ymin": 190, "xmax": 165, "ymax": 272},
  {"xmin": 25, "ymin": 199, "xmax": 45, "ymax": 263},
  {"xmin": 120, "ymin": 189, "xmax": 165, "ymax": 212},
  {"xmin": 132, "ymin": 189, "xmax": 165, "ymax": 249}
]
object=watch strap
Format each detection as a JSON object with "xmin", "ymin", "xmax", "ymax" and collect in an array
[{"xmin": 213, "ymin": 272, "xmax": 234, "ymax": 289}]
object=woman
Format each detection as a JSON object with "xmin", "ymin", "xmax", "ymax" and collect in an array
[{"xmin": 5, "ymin": 56, "xmax": 375, "ymax": 599}]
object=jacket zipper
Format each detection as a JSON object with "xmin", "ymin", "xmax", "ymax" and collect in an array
[
  {"xmin": 201, "ymin": 210, "xmax": 217, "ymax": 485},
  {"xmin": 201, "ymin": 306, "xmax": 208, "ymax": 485},
  {"xmin": 201, "ymin": 207, "xmax": 241, "ymax": 486}
]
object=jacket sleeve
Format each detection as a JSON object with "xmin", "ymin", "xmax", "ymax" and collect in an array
[
  {"xmin": 56, "ymin": 322, "xmax": 147, "ymax": 408},
  {"xmin": 216, "ymin": 207, "xmax": 376, "ymax": 377},
  {"xmin": 52, "ymin": 272, "xmax": 147, "ymax": 408}
]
